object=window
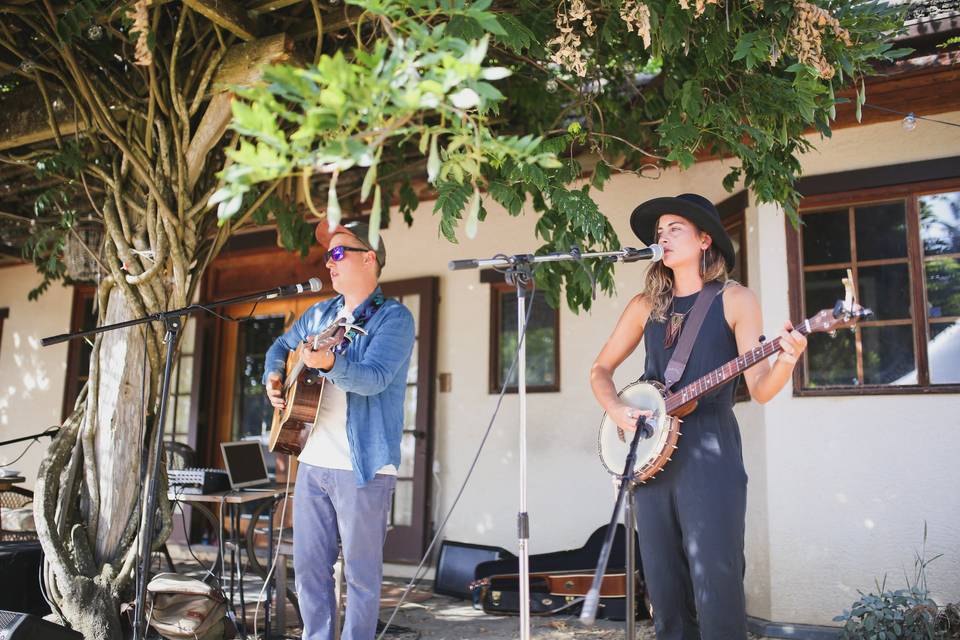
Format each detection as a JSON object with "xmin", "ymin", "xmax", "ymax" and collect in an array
[
  {"xmin": 718, "ymin": 192, "xmax": 750, "ymax": 403},
  {"xmin": 789, "ymin": 185, "xmax": 960, "ymax": 393},
  {"xmin": 166, "ymin": 317, "xmax": 197, "ymax": 445},
  {"xmin": 488, "ymin": 281, "xmax": 560, "ymax": 393},
  {"xmin": 62, "ymin": 286, "xmax": 97, "ymax": 419}
]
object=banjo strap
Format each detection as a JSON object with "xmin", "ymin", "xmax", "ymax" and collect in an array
[{"xmin": 662, "ymin": 281, "xmax": 724, "ymax": 391}]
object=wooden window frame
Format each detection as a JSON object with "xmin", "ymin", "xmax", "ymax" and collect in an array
[
  {"xmin": 61, "ymin": 285, "xmax": 97, "ymax": 420},
  {"xmin": 485, "ymin": 276, "xmax": 561, "ymax": 394},
  {"xmin": 787, "ymin": 174, "xmax": 960, "ymax": 397}
]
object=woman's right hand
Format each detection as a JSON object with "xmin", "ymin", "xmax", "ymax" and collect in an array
[{"xmin": 609, "ymin": 403, "xmax": 651, "ymax": 433}]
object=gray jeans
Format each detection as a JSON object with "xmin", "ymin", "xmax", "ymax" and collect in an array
[{"xmin": 293, "ymin": 464, "xmax": 396, "ymax": 640}]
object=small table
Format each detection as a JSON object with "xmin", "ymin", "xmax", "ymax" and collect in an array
[{"xmin": 169, "ymin": 486, "xmax": 292, "ymax": 639}]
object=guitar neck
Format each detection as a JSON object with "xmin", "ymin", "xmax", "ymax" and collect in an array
[{"xmin": 664, "ymin": 319, "xmax": 813, "ymax": 413}]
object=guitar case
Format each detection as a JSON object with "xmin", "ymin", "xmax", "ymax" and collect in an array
[{"xmin": 470, "ymin": 524, "xmax": 647, "ymax": 620}]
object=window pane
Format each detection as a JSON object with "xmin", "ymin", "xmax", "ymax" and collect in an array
[
  {"xmin": 928, "ymin": 321, "xmax": 960, "ymax": 384},
  {"xmin": 925, "ymin": 257, "xmax": 960, "ymax": 318},
  {"xmin": 855, "ymin": 202, "xmax": 907, "ymax": 261},
  {"xmin": 862, "ymin": 325, "xmax": 915, "ymax": 385},
  {"xmin": 858, "ymin": 263, "xmax": 912, "ymax": 320},
  {"xmin": 804, "ymin": 269, "xmax": 848, "ymax": 318},
  {"xmin": 802, "ymin": 210, "xmax": 850, "ymax": 265},
  {"xmin": 723, "ymin": 218, "xmax": 746, "ymax": 284},
  {"xmin": 919, "ymin": 191, "xmax": 960, "ymax": 256},
  {"xmin": 404, "ymin": 384, "xmax": 417, "ymax": 430},
  {"xmin": 391, "ymin": 479, "xmax": 414, "ymax": 528},
  {"xmin": 398, "ymin": 430, "xmax": 416, "ymax": 477},
  {"xmin": 806, "ymin": 331, "xmax": 857, "ymax": 387},
  {"xmin": 497, "ymin": 290, "xmax": 558, "ymax": 388},
  {"xmin": 177, "ymin": 354, "xmax": 193, "ymax": 393},
  {"xmin": 234, "ymin": 315, "xmax": 286, "ymax": 440}
]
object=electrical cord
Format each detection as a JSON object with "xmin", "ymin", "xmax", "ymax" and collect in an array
[
  {"xmin": 0, "ymin": 439, "xmax": 38, "ymax": 468},
  {"xmin": 376, "ymin": 280, "xmax": 538, "ymax": 640}
]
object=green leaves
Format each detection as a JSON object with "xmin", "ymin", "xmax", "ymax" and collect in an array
[
  {"xmin": 434, "ymin": 180, "xmax": 471, "ymax": 243},
  {"xmin": 732, "ymin": 31, "xmax": 772, "ymax": 71},
  {"xmin": 213, "ymin": 0, "xmax": 908, "ymax": 313}
]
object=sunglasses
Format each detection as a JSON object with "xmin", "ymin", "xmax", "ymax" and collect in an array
[{"xmin": 324, "ymin": 245, "xmax": 370, "ymax": 263}]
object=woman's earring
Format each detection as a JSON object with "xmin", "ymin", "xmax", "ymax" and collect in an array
[{"xmin": 701, "ymin": 249, "xmax": 706, "ymax": 275}]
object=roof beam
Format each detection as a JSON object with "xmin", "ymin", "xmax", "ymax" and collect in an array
[
  {"xmin": 0, "ymin": 33, "xmax": 295, "ymax": 153},
  {"xmin": 0, "ymin": 85, "xmax": 83, "ymax": 151}
]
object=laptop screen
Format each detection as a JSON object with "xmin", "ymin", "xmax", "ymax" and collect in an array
[{"xmin": 220, "ymin": 441, "xmax": 269, "ymax": 489}]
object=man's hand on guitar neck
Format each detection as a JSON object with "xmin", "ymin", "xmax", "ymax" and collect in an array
[
  {"xmin": 300, "ymin": 336, "xmax": 336, "ymax": 371},
  {"xmin": 266, "ymin": 372, "xmax": 286, "ymax": 410}
]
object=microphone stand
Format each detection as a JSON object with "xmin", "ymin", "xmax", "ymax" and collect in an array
[
  {"xmin": 448, "ymin": 245, "xmax": 656, "ymax": 640},
  {"xmin": 0, "ymin": 427, "xmax": 59, "ymax": 448},
  {"xmin": 41, "ymin": 283, "xmax": 319, "ymax": 640},
  {"xmin": 578, "ymin": 416, "xmax": 654, "ymax": 633}
]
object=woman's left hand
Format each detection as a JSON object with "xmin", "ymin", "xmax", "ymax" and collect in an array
[{"xmin": 775, "ymin": 321, "xmax": 808, "ymax": 368}]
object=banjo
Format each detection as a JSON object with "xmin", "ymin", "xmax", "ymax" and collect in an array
[{"xmin": 598, "ymin": 275, "xmax": 870, "ymax": 483}]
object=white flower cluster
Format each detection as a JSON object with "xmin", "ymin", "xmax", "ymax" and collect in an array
[
  {"xmin": 787, "ymin": 0, "xmax": 852, "ymax": 79},
  {"xmin": 130, "ymin": 0, "xmax": 152, "ymax": 66},
  {"xmin": 547, "ymin": 0, "xmax": 597, "ymax": 77},
  {"xmin": 620, "ymin": 0, "xmax": 652, "ymax": 49}
]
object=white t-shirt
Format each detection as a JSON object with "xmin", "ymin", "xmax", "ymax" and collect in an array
[{"xmin": 297, "ymin": 307, "xmax": 397, "ymax": 475}]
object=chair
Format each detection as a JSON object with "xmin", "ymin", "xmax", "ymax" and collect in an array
[
  {"xmin": 165, "ymin": 440, "xmax": 197, "ymax": 470},
  {"xmin": 0, "ymin": 486, "xmax": 38, "ymax": 542}
]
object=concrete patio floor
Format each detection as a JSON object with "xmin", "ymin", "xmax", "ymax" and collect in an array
[{"xmin": 168, "ymin": 544, "xmax": 768, "ymax": 639}]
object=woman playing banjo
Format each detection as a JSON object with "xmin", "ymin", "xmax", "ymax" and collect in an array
[{"xmin": 590, "ymin": 193, "xmax": 808, "ymax": 640}]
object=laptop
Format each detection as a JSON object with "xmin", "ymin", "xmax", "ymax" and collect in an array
[{"xmin": 220, "ymin": 440, "xmax": 272, "ymax": 491}]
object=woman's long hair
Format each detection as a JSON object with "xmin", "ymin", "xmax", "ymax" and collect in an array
[{"xmin": 643, "ymin": 240, "xmax": 729, "ymax": 322}]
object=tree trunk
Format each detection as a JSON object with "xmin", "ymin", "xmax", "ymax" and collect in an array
[{"xmin": 35, "ymin": 287, "xmax": 170, "ymax": 640}]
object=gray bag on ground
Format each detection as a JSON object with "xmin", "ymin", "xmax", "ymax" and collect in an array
[{"xmin": 147, "ymin": 573, "xmax": 229, "ymax": 640}]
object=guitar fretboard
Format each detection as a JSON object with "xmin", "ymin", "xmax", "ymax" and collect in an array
[{"xmin": 664, "ymin": 320, "xmax": 813, "ymax": 413}]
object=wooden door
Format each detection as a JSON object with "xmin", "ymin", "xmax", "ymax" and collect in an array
[{"xmin": 211, "ymin": 277, "xmax": 438, "ymax": 562}]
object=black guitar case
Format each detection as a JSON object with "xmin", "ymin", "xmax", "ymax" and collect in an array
[{"xmin": 471, "ymin": 524, "xmax": 647, "ymax": 620}]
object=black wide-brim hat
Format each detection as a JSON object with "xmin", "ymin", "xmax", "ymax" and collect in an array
[{"xmin": 629, "ymin": 193, "xmax": 736, "ymax": 270}]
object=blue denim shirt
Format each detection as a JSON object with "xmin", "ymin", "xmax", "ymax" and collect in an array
[{"xmin": 263, "ymin": 287, "xmax": 415, "ymax": 486}]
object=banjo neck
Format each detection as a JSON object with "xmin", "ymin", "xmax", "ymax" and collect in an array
[{"xmin": 663, "ymin": 321, "xmax": 814, "ymax": 414}]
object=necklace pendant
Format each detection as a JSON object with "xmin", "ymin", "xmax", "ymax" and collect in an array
[{"xmin": 664, "ymin": 311, "xmax": 685, "ymax": 349}]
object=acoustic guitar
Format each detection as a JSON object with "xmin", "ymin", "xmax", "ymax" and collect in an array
[
  {"xmin": 597, "ymin": 272, "xmax": 871, "ymax": 483},
  {"xmin": 267, "ymin": 318, "xmax": 367, "ymax": 455}
]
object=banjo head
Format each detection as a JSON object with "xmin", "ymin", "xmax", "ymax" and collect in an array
[{"xmin": 597, "ymin": 379, "xmax": 679, "ymax": 483}]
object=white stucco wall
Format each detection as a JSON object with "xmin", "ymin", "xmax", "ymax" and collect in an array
[
  {"xmin": 0, "ymin": 265, "xmax": 73, "ymax": 489},
  {"xmin": 377, "ymin": 111, "xmax": 960, "ymax": 625}
]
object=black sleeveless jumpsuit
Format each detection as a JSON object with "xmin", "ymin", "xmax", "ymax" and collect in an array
[{"xmin": 634, "ymin": 289, "xmax": 748, "ymax": 640}]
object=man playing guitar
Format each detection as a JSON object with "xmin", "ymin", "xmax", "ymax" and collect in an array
[{"xmin": 264, "ymin": 221, "xmax": 415, "ymax": 640}]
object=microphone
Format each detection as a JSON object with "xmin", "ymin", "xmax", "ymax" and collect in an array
[
  {"xmin": 620, "ymin": 244, "xmax": 663, "ymax": 263},
  {"xmin": 265, "ymin": 277, "xmax": 323, "ymax": 299}
]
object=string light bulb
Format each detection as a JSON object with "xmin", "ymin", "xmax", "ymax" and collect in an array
[
  {"xmin": 902, "ymin": 112, "xmax": 917, "ymax": 131},
  {"xmin": 87, "ymin": 24, "xmax": 104, "ymax": 40}
]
